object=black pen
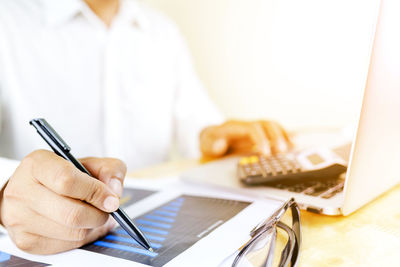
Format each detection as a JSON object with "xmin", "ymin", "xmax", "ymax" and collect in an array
[{"xmin": 30, "ymin": 118, "xmax": 153, "ymax": 252}]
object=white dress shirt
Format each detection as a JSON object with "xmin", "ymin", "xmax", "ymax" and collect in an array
[{"xmin": 0, "ymin": 0, "xmax": 223, "ymax": 182}]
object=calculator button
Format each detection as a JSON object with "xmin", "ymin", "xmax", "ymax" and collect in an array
[
  {"xmin": 248, "ymin": 156, "xmax": 259, "ymax": 164},
  {"xmin": 251, "ymin": 166, "xmax": 261, "ymax": 172},
  {"xmin": 243, "ymin": 166, "xmax": 252, "ymax": 174},
  {"xmin": 239, "ymin": 157, "xmax": 250, "ymax": 165}
]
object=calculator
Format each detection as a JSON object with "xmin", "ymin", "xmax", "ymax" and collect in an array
[{"xmin": 237, "ymin": 147, "xmax": 347, "ymax": 185}]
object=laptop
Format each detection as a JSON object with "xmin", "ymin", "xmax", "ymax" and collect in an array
[{"xmin": 182, "ymin": 0, "xmax": 400, "ymax": 216}]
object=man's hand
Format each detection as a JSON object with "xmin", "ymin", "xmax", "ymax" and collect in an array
[
  {"xmin": 200, "ymin": 120, "xmax": 292, "ymax": 157},
  {"xmin": 0, "ymin": 150, "xmax": 127, "ymax": 254}
]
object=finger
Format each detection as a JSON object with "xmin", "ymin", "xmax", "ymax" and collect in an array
[
  {"xmin": 259, "ymin": 121, "xmax": 280, "ymax": 154},
  {"xmin": 228, "ymin": 137, "xmax": 254, "ymax": 152},
  {"xmin": 201, "ymin": 121, "xmax": 258, "ymax": 157},
  {"xmin": 28, "ymin": 150, "xmax": 120, "ymax": 213},
  {"xmin": 11, "ymin": 219, "xmax": 115, "ymax": 255},
  {"xmin": 200, "ymin": 126, "xmax": 229, "ymax": 157},
  {"xmin": 82, "ymin": 217, "xmax": 117, "ymax": 246},
  {"xmin": 277, "ymin": 123, "xmax": 294, "ymax": 149},
  {"xmin": 10, "ymin": 206, "xmax": 112, "ymax": 242},
  {"xmin": 201, "ymin": 121, "xmax": 273, "ymax": 156},
  {"xmin": 262, "ymin": 121, "xmax": 293, "ymax": 152},
  {"xmin": 80, "ymin": 157, "xmax": 127, "ymax": 197},
  {"xmin": 248, "ymin": 122, "xmax": 271, "ymax": 156},
  {"xmin": 24, "ymin": 183, "xmax": 109, "ymax": 228}
]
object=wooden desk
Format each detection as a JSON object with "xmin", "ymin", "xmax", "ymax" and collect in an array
[{"xmin": 129, "ymin": 160, "xmax": 400, "ymax": 266}]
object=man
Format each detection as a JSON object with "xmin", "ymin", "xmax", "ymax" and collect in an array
[{"xmin": 0, "ymin": 0, "xmax": 290, "ymax": 254}]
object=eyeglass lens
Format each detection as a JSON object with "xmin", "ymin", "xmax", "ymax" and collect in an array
[
  {"xmin": 233, "ymin": 201, "xmax": 300, "ymax": 267},
  {"xmin": 234, "ymin": 227, "xmax": 276, "ymax": 267}
]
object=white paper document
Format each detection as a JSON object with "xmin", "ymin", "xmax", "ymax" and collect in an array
[{"xmin": 0, "ymin": 176, "xmax": 282, "ymax": 267}]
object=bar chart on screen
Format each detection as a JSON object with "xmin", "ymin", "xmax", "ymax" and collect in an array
[
  {"xmin": 0, "ymin": 250, "xmax": 49, "ymax": 267},
  {"xmin": 82, "ymin": 195, "xmax": 251, "ymax": 266},
  {"xmin": 119, "ymin": 188, "xmax": 157, "ymax": 208}
]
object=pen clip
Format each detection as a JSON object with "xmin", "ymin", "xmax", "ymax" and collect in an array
[{"xmin": 30, "ymin": 118, "xmax": 71, "ymax": 152}]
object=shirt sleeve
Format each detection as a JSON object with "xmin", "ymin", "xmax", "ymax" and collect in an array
[
  {"xmin": 0, "ymin": 13, "xmax": 19, "ymax": 186},
  {"xmin": 172, "ymin": 31, "xmax": 225, "ymax": 158},
  {"xmin": 0, "ymin": 16, "xmax": 3, "ymax": 137}
]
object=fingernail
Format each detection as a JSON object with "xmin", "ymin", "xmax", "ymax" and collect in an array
[
  {"xmin": 277, "ymin": 139, "xmax": 288, "ymax": 152},
  {"xmin": 109, "ymin": 178, "xmax": 123, "ymax": 196},
  {"xmin": 114, "ymin": 172, "xmax": 124, "ymax": 180},
  {"xmin": 260, "ymin": 144, "xmax": 271, "ymax": 155},
  {"xmin": 104, "ymin": 196, "xmax": 119, "ymax": 211}
]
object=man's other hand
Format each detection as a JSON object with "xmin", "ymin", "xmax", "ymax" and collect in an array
[
  {"xmin": 200, "ymin": 120, "xmax": 292, "ymax": 158},
  {"xmin": 0, "ymin": 150, "xmax": 127, "ymax": 254}
]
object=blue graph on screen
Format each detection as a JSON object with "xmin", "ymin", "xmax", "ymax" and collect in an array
[
  {"xmin": 0, "ymin": 250, "xmax": 49, "ymax": 267},
  {"xmin": 82, "ymin": 194, "xmax": 250, "ymax": 266}
]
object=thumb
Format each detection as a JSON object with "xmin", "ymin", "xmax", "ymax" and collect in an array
[
  {"xmin": 200, "ymin": 126, "xmax": 229, "ymax": 157},
  {"xmin": 80, "ymin": 157, "xmax": 127, "ymax": 197}
]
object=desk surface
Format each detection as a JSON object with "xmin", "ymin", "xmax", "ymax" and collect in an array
[{"xmin": 129, "ymin": 159, "xmax": 400, "ymax": 267}]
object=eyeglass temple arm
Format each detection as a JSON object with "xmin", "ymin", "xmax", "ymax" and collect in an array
[
  {"xmin": 276, "ymin": 202, "xmax": 302, "ymax": 267},
  {"xmin": 276, "ymin": 221, "xmax": 296, "ymax": 267},
  {"xmin": 290, "ymin": 204, "xmax": 301, "ymax": 267}
]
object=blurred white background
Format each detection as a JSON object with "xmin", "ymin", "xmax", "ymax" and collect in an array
[{"xmin": 143, "ymin": 0, "xmax": 380, "ymax": 131}]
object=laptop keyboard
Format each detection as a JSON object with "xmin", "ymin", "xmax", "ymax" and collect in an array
[{"xmin": 271, "ymin": 178, "xmax": 345, "ymax": 199}]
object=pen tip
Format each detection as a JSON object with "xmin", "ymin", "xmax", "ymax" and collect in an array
[{"xmin": 148, "ymin": 247, "xmax": 154, "ymax": 252}]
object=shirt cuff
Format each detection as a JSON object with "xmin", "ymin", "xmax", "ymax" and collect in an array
[{"xmin": 0, "ymin": 157, "xmax": 19, "ymax": 190}]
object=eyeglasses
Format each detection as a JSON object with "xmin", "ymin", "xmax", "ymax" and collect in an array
[{"xmin": 221, "ymin": 198, "xmax": 301, "ymax": 267}]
